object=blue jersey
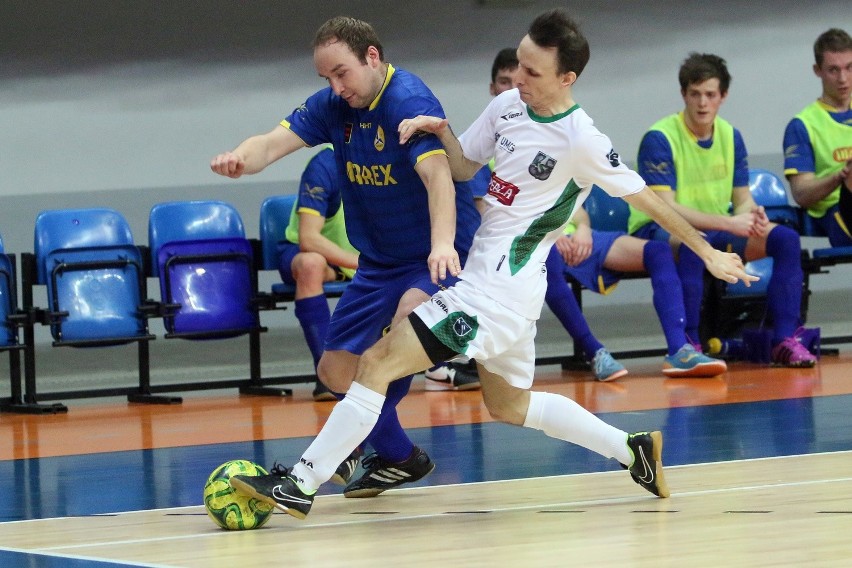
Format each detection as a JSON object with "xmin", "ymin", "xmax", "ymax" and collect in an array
[
  {"xmin": 461, "ymin": 165, "xmax": 492, "ymax": 199},
  {"xmin": 637, "ymin": 128, "xmax": 749, "ymax": 190},
  {"xmin": 295, "ymin": 147, "xmax": 343, "ymax": 220},
  {"xmin": 283, "ymin": 64, "xmax": 478, "ymax": 266}
]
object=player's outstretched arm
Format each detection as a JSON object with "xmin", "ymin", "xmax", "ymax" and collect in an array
[
  {"xmin": 399, "ymin": 116, "xmax": 482, "ymax": 181},
  {"xmin": 624, "ymin": 187, "xmax": 759, "ymax": 286},
  {"xmin": 211, "ymin": 125, "xmax": 307, "ymax": 179}
]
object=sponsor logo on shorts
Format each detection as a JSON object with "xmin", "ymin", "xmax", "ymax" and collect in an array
[
  {"xmin": 452, "ymin": 316, "xmax": 473, "ymax": 337},
  {"xmin": 433, "ymin": 295, "xmax": 449, "ymax": 314}
]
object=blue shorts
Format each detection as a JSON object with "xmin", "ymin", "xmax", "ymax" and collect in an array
[
  {"xmin": 325, "ymin": 259, "xmax": 461, "ymax": 355},
  {"xmin": 276, "ymin": 241, "xmax": 349, "ymax": 285},
  {"xmin": 812, "ymin": 205, "xmax": 852, "ymax": 247},
  {"xmin": 562, "ymin": 230, "xmax": 623, "ymax": 294},
  {"xmin": 632, "ymin": 222, "xmax": 748, "ymax": 258}
]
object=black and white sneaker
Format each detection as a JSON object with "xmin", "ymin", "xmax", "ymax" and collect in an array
[
  {"xmin": 330, "ymin": 447, "xmax": 363, "ymax": 486},
  {"xmin": 343, "ymin": 446, "xmax": 435, "ymax": 498},
  {"xmin": 626, "ymin": 431, "xmax": 670, "ymax": 498},
  {"xmin": 230, "ymin": 464, "xmax": 315, "ymax": 519},
  {"xmin": 424, "ymin": 362, "xmax": 481, "ymax": 391}
]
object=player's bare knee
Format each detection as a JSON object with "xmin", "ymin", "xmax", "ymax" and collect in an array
[
  {"xmin": 481, "ymin": 392, "xmax": 525, "ymax": 425},
  {"xmin": 317, "ymin": 355, "xmax": 356, "ymax": 393}
]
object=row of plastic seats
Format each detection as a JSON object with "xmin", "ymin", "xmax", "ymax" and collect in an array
[
  {"xmin": 1, "ymin": 197, "xmax": 336, "ymax": 413},
  {"xmin": 570, "ymin": 169, "xmax": 843, "ymax": 348}
]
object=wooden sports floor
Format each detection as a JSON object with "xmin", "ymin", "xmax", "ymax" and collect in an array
[{"xmin": 2, "ymin": 351, "xmax": 852, "ymax": 567}]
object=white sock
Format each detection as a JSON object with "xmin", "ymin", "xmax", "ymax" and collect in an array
[
  {"xmin": 523, "ymin": 391, "xmax": 630, "ymax": 465},
  {"xmin": 292, "ymin": 382, "xmax": 385, "ymax": 491}
]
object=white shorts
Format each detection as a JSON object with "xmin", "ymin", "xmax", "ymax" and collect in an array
[{"xmin": 412, "ymin": 279, "xmax": 538, "ymax": 389}]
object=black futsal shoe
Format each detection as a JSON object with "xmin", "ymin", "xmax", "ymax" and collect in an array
[
  {"xmin": 626, "ymin": 431, "xmax": 670, "ymax": 498},
  {"xmin": 331, "ymin": 447, "xmax": 364, "ymax": 486},
  {"xmin": 230, "ymin": 464, "xmax": 315, "ymax": 520},
  {"xmin": 343, "ymin": 446, "xmax": 435, "ymax": 498}
]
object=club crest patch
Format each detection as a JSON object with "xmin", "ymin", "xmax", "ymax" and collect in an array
[
  {"xmin": 607, "ymin": 148, "xmax": 621, "ymax": 167},
  {"xmin": 453, "ymin": 316, "xmax": 473, "ymax": 337},
  {"xmin": 528, "ymin": 151, "xmax": 556, "ymax": 180},
  {"xmin": 374, "ymin": 125, "xmax": 385, "ymax": 151}
]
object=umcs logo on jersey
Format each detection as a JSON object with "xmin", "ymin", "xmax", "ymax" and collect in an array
[
  {"xmin": 487, "ymin": 173, "xmax": 520, "ymax": 205},
  {"xmin": 528, "ymin": 151, "xmax": 556, "ymax": 180},
  {"xmin": 834, "ymin": 146, "xmax": 852, "ymax": 162}
]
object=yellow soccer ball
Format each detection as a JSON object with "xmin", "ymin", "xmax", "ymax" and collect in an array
[{"xmin": 203, "ymin": 460, "xmax": 274, "ymax": 530}]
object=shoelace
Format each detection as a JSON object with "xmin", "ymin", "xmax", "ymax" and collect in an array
[
  {"xmin": 269, "ymin": 462, "xmax": 290, "ymax": 477},
  {"xmin": 359, "ymin": 453, "xmax": 387, "ymax": 472}
]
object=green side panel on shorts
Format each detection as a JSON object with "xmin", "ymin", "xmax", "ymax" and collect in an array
[
  {"xmin": 508, "ymin": 179, "xmax": 583, "ymax": 275},
  {"xmin": 430, "ymin": 311, "xmax": 479, "ymax": 353}
]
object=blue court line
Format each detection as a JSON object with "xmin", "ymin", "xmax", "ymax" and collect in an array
[
  {"xmin": 0, "ymin": 547, "xmax": 168, "ymax": 568},
  {"xmin": 1, "ymin": 394, "xmax": 848, "ymax": 522}
]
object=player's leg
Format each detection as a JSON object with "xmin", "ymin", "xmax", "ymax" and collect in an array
[
  {"xmin": 230, "ymin": 318, "xmax": 436, "ymax": 519},
  {"xmin": 746, "ymin": 224, "xmax": 815, "ymax": 367},
  {"xmin": 287, "ymin": 250, "xmax": 341, "ymax": 401},
  {"xmin": 476, "ymin": 319, "xmax": 669, "ymax": 498},
  {"xmin": 543, "ymin": 246, "xmax": 625, "ymax": 381},
  {"xmin": 343, "ymin": 288, "xmax": 434, "ymax": 497},
  {"xmin": 839, "ymin": 188, "xmax": 852, "ymax": 244},
  {"xmin": 605, "ymin": 236, "xmax": 726, "ymax": 377}
]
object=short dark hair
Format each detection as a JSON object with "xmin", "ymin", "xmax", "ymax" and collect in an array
[
  {"xmin": 527, "ymin": 8, "xmax": 590, "ymax": 78},
  {"xmin": 491, "ymin": 47, "xmax": 519, "ymax": 83},
  {"xmin": 678, "ymin": 53, "xmax": 731, "ymax": 94},
  {"xmin": 813, "ymin": 28, "xmax": 852, "ymax": 67},
  {"xmin": 312, "ymin": 16, "xmax": 384, "ymax": 64}
]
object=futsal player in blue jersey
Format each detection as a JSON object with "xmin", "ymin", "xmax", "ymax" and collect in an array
[
  {"xmin": 783, "ymin": 28, "xmax": 852, "ymax": 246},
  {"xmin": 211, "ymin": 16, "xmax": 479, "ymax": 497}
]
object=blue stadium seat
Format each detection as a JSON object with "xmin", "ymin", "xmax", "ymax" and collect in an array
[
  {"xmin": 258, "ymin": 195, "xmax": 349, "ymax": 299},
  {"xmin": 33, "ymin": 208, "xmax": 153, "ymax": 345},
  {"xmin": 149, "ymin": 200, "xmax": 262, "ymax": 338},
  {"xmin": 21, "ymin": 208, "xmax": 162, "ymax": 407},
  {"xmin": 583, "ymin": 185, "xmax": 630, "ymax": 233},
  {"xmin": 0, "ymin": 234, "xmax": 18, "ymax": 349},
  {"xmin": 148, "ymin": 200, "xmax": 288, "ymax": 396},
  {"xmin": 747, "ymin": 169, "xmax": 801, "ymax": 231},
  {"xmin": 0, "ymin": 233, "xmax": 40, "ymax": 413}
]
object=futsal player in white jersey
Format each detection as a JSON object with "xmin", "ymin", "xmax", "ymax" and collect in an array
[{"xmin": 230, "ymin": 8, "xmax": 757, "ymax": 520}]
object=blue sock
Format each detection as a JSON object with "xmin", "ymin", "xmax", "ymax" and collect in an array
[
  {"xmin": 675, "ymin": 243, "xmax": 705, "ymax": 344},
  {"xmin": 294, "ymin": 294, "xmax": 330, "ymax": 368},
  {"xmin": 765, "ymin": 226, "xmax": 803, "ymax": 343},
  {"xmin": 643, "ymin": 240, "xmax": 688, "ymax": 356},
  {"xmin": 363, "ymin": 375, "xmax": 415, "ymax": 462},
  {"xmin": 544, "ymin": 246, "xmax": 604, "ymax": 360}
]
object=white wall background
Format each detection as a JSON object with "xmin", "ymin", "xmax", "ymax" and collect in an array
[{"xmin": 0, "ymin": 1, "xmax": 849, "ymax": 296}]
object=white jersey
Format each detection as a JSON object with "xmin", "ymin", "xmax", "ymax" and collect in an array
[{"xmin": 458, "ymin": 89, "xmax": 645, "ymax": 320}]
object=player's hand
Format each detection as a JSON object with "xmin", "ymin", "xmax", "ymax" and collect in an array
[
  {"xmin": 705, "ymin": 250, "xmax": 759, "ymax": 287},
  {"xmin": 210, "ymin": 152, "xmax": 246, "ymax": 179},
  {"xmin": 751, "ymin": 205, "xmax": 771, "ymax": 238},
  {"xmin": 554, "ymin": 235, "xmax": 574, "ymax": 264},
  {"xmin": 566, "ymin": 225, "xmax": 593, "ymax": 266},
  {"xmin": 427, "ymin": 242, "xmax": 461, "ymax": 284},
  {"xmin": 727, "ymin": 211, "xmax": 757, "ymax": 237},
  {"xmin": 399, "ymin": 116, "xmax": 449, "ymax": 145}
]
